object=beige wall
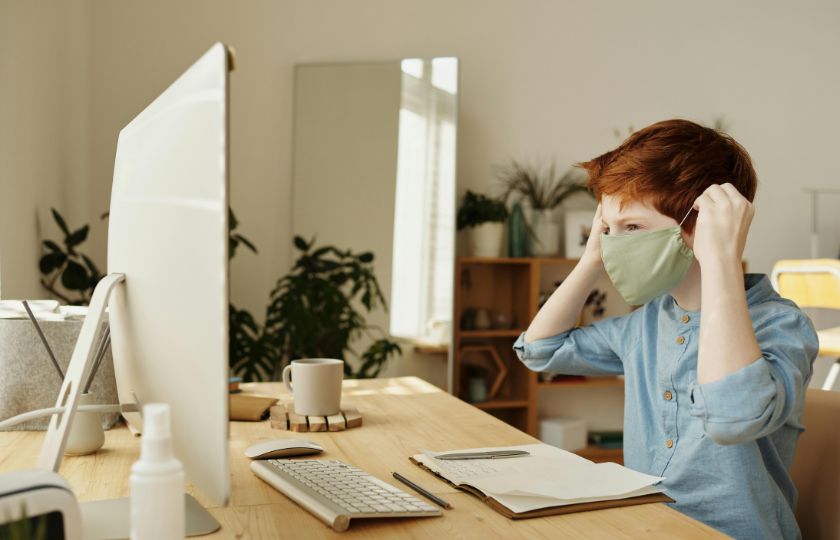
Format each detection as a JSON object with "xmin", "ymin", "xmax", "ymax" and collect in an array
[
  {"xmin": 82, "ymin": 0, "xmax": 840, "ymax": 299},
  {"xmin": 0, "ymin": 0, "xmax": 91, "ymax": 299},
  {"xmin": 3, "ymin": 1, "xmax": 839, "ymax": 388}
]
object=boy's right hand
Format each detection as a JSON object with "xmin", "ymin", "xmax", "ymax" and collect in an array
[{"xmin": 580, "ymin": 203, "xmax": 607, "ymax": 271}]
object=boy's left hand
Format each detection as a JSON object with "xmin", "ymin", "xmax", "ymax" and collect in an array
[{"xmin": 691, "ymin": 183, "xmax": 755, "ymax": 267}]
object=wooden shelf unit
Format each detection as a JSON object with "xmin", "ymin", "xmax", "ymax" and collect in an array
[
  {"xmin": 454, "ymin": 257, "xmax": 540, "ymax": 434},
  {"xmin": 453, "ymin": 256, "xmax": 625, "ymax": 463}
]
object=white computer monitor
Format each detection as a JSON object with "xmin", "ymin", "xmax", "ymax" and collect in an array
[{"xmin": 36, "ymin": 42, "xmax": 232, "ymax": 536}]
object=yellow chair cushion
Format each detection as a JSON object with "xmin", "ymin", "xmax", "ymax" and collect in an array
[{"xmin": 773, "ymin": 259, "xmax": 840, "ymax": 310}]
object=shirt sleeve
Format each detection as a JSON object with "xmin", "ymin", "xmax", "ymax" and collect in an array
[
  {"xmin": 688, "ymin": 310, "xmax": 819, "ymax": 445},
  {"xmin": 512, "ymin": 314, "xmax": 636, "ymax": 376}
]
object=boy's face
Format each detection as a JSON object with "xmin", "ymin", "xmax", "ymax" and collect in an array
[{"xmin": 599, "ymin": 194, "xmax": 694, "ymax": 249}]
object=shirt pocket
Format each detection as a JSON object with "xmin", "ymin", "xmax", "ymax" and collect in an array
[{"xmin": 685, "ymin": 369, "xmax": 706, "ymax": 439}]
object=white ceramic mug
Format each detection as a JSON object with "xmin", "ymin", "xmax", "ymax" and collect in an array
[{"xmin": 282, "ymin": 359, "xmax": 344, "ymax": 416}]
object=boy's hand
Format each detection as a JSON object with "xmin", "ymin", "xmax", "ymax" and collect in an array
[
  {"xmin": 691, "ymin": 183, "xmax": 754, "ymax": 268},
  {"xmin": 580, "ymin": 203, "xmax": 607, "ymax": 270}
]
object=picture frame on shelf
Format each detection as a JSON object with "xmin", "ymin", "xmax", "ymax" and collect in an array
[{"xmin": 564, "ymin": 210, "xmax": 595, "ymax": 258}]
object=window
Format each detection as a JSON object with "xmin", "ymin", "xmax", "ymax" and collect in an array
[{"xmin": 390, "ymin": 58, "xmax": 458, "ymax": 343}]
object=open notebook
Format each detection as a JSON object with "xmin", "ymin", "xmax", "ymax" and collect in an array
[{"xmin": 411, "ymin": 443, "xmax": 673, "ymax": 518}]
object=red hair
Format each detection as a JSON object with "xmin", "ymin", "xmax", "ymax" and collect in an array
[{"xmin": 578, "ymin": 119, "xmax": 757, "ymax": 233}]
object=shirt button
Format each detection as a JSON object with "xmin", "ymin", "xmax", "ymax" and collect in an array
[
  {"xmin": 664, "ymin": 390, "xmax": 673, "ymax": 401},
  {"xmin": 676, "ymin": 336, "xmax": 685, "ymax": 345},
  {"xmin": 681, "ymin": 315, "xmax": 690, "ymax": 323},
  {"xmin": 665, "ymin": 439, "xmax": 674, "ymax": 449}
]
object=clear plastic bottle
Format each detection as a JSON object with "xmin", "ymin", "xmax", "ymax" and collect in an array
[{"xmin": 130, "ymin": 403, "xmax": 185, "ymax": 540}]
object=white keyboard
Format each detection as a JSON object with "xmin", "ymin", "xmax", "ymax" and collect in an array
[{"xmin": 250, "ymin": 459, "xmax": 442, "ymax": 532}]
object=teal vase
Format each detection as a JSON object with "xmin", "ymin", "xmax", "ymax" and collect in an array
[{"xmin": 508, "ymin": 203, "xmax": 528, "ymax": 257}]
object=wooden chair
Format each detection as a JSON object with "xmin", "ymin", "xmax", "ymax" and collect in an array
[
  {"xmin": 771, "ymin": 259, "xmax": 840, "ymax": 390},
  {"xmin": 790, "ymin": 389, "xmax": 840, "ymax": 539}
]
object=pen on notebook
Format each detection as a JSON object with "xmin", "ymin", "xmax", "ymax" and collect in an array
[
  {"xmin": 392, "ymin": 472, "xmax": 452, "ymax": 510},
  {"xmin": 435, "ymin": 449, "xmax": 530, "ymax": 460}
]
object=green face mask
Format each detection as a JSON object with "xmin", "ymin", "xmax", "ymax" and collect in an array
[{"xmin": 600, "ymin": 210, "xmax": 694, "ymax": 306}]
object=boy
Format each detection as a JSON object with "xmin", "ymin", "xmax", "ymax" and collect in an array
[{"xmin": 514, "ymin": 119, "xmax": 818, "ymax": 539}]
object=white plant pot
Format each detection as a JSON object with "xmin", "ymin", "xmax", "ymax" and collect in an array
[
  {"xmin": 530, "ymin": 210, "xmax": 560, "ymax": 256},
  {"xmin": 470, "ymin": 222, "xmax": 505, "ymax": 257},
  {"xmin": 64, "ymin": 392, "xmax": 105, "ymax": 456}
]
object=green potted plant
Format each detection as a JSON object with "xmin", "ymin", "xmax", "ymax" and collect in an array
[
  {"xmin": 496, "ymin": 160, "xmax": 591, "ymax": 256},
  {"xmin": 456, "ymin": 190, "xmax": 509, "ymax": 257},
  {"xmin": 39, "ymin": 208, "xmax": 102, "ymax": 305},
  {"xmin": 256, "ymin": 236, "xmax": 402, "ymax": 380}
]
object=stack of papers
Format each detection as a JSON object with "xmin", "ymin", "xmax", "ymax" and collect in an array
[
  {"xmin": 0, "ymin": 301, "xmax": 89, "ymax": 321},
  {"xmin": 413, "ymin": 443, "xmax": 665, "ymax": 514}
]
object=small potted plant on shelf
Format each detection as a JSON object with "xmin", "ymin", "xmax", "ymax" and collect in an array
[
  {"xmin": 496, "ymin": 160, "xmax": 591, "ymax": 256},
  {"xmin": 456, "ymin": 190, "xmax": 509, "ymax": 257}
]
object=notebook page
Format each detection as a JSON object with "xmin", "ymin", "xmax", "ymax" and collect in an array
[
  {"xmin": 469, "ymin": 461, "xmax": 665, "ymax": 500},
  {"xmin": 491, "ymin": 484, "xmax": 665, "ymax": 514},
  {"xmin": 416, "ymin": 443, "xmax": 590, "ymax": 485},
  {"xmin": 413, "ymin": 443, "xmax": 665, "ymax": 513}
]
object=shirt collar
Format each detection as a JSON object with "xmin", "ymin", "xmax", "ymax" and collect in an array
[{"xmin": 662, "ymin": 273, "xmax": 773, "ymax": 325}]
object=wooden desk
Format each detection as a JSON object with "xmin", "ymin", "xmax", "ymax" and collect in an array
[{"xmin": 0, "ymin": 377, "xmax": 726, "ymax": 538}]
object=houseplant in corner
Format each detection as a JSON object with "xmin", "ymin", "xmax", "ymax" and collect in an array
[
  {"xmin": 39, "ymin": 208, "xmax": 102, "ymax": 305},
  {"xmin": 497, "ymin": 160, "xmax": 591, "ymax": 256},
  {"xmin": 456, "ymin": 190, "xmax": 509, "ymax": 257},
  {"xmin": 261, "ymin": 236, "xmax": 402, "ymax": 380}
]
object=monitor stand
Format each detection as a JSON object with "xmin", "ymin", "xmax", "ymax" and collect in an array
[
  {"xmin": 35, "ymin": 273, "xmax": 222, "ymax": 538},
  {"xmin": 81, "ymin": 495, "xmax": 220, "ymax": 539}
]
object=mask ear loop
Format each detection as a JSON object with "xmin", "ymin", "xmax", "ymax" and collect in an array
[{"xmin": 678, "ymin": 208, "xmax": 694, "ymax": 229}]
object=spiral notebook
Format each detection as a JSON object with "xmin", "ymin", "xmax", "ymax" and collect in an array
[{"xmin": 410, "ymin": 443, "xmax": 673, "ymax": 519}]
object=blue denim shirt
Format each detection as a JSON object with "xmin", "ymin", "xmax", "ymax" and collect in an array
[{"xmin": 513, "ymin": 274, "xmax": 818, "ymax": 539}]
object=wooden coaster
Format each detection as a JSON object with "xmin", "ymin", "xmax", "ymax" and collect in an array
[{"xmin": 270, "ymin": 403, "xmax": 363, "ymax": 432}]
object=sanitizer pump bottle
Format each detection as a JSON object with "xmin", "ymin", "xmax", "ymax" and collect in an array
[{"xmin": 130, "ymin": 403, "xmax": 185, "ymax": 540}]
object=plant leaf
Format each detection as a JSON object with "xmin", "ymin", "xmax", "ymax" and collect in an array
[
  {"xmin": 229, "ymin": 207, "xmax": 239, "ymax": 230},
  {"xmin": 235, "ymin": 234, "xmax": 258, "ymax": 254},
  {"xmin": 43, "ymin": 240, "xmax": 62, "ymax": 253},
  {"xmin": 61, "ymin": 260, "xmax": 89, "ymax": 290},
  {"xmin": 293, "ymin": 236, "xmax": 309, "ymax": 252},
  {"xmin": 66, "ymin": 225, "xmax": 89, "ymax": 247},
  {"xmin": 51, "ymin": 208, "xmax": 70, "ymax": 235},
  {"xmin": 39, "ymin": 252, "xmax": 66, "ymax": 274},
  {"xmin": 81, "ymin": 254, "xmax": 101, "ymax": 278}
]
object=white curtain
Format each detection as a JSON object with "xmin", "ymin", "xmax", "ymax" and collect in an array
[{"xmin": 390, "ymin": 58, "xmax": 457, "ymax": 342}]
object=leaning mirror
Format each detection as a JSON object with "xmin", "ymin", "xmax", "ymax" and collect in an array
[{"xmin": 291, "ymin": 58, "xmax": 458, "ymax": 388}]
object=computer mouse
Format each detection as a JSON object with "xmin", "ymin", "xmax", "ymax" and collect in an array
[{"xmin": 244, "ymin": 439, "xmax": 324, "ymax": 460}]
